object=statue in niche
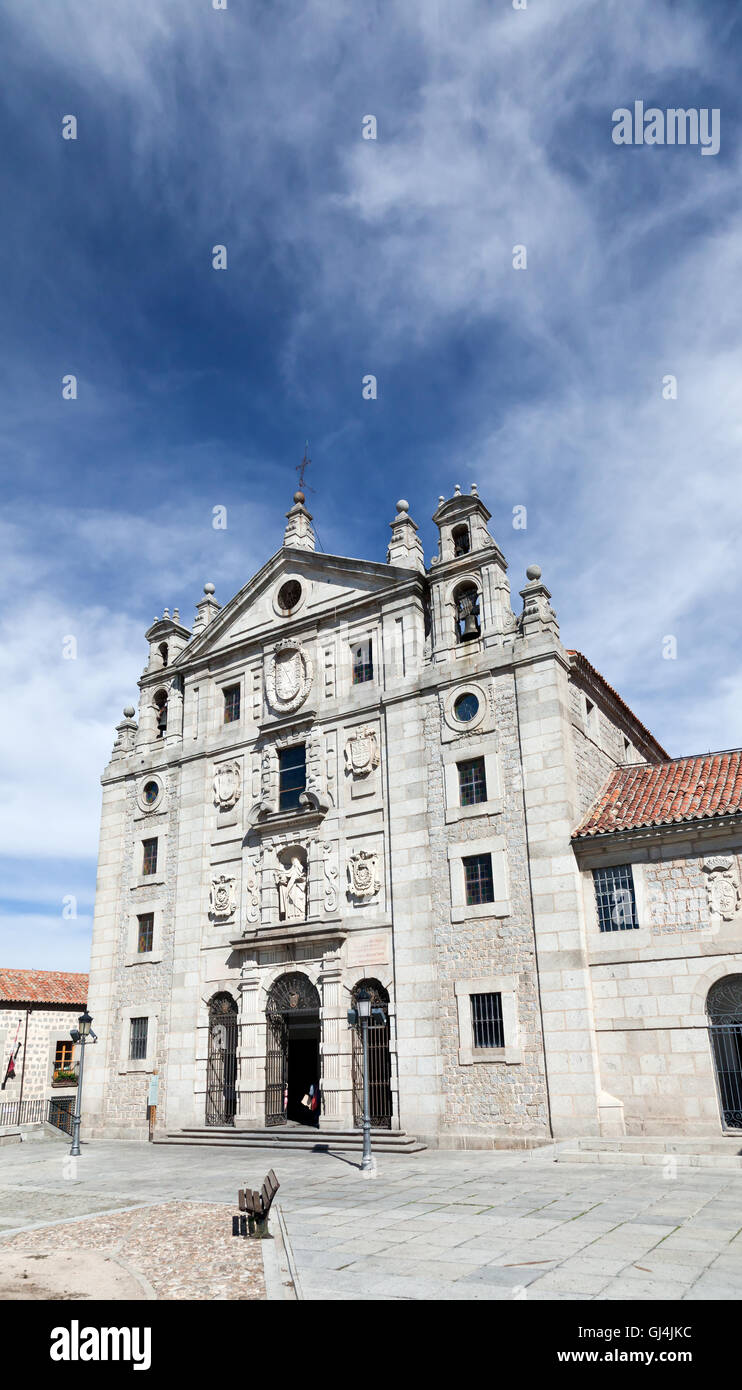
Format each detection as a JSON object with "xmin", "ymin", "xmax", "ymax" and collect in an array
[{"xmin": 276, "ymin": 855, "xmax": 307, "ymax": 922}]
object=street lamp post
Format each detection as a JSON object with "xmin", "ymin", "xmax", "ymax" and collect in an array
[
  {"xmin": 69, "ymin": 1010, "xmax": 97, "ymax": 1159},
  {"xmin": 355, "ymin": 988, "xmax": 373, "ymax": 1173}
]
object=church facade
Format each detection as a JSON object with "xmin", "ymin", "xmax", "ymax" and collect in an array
[{"xmin": 84, "ymin": 486, "xmax": 742, "ymax": 1146}]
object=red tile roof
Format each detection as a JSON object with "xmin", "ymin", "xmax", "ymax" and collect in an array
[
  {"xmin": 567, "ymin": 650, "xmax": 668, "ymax": 759},
  {"xmin": 573, "ymin": 750, "xmax": 742, "ymax": 838},
  {"xmin": 0, "ymin": 970, "xmax": 88, "ymax": 1006}
]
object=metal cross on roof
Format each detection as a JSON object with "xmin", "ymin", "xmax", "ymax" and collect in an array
[{"xmin": 296, "ymin": 440, "xmax": 315, "ymax": 493}]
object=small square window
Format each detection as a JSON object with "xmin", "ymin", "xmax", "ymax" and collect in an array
[
  {"xmin": 463, "ymin": 853, "xmax": 494, "ymax": 906},
  {"xmin": 137, "ymin": 913, "xmax": 154, "ymax": 953},
  {"xmin": 278, "ymin": 745, "xmax": 306, "ymax": 811},
  {"xmin": 224, "ymin": 685, "xmax": 241, "ymax": 723},
  {"xmin": 142, "ymin": 839, "xmax": 158, "ymax": 876},
  {"xmin": 54, "ymin": 1040, "xmax": 74, "ymax": 1073},
  {"xmin": 471, "ymin": 993, "xmax": 504, "ymax": 1048},
  {"xmin": 593, "ymin": 864, "xmax": 638, "ymax": 932},
  {"xmin": 352, "ymin": 638, "xmax": 373, "ymax": 685},
  {"xmin": 458, "ymin": 757, "xmax": 487, "ymax": 807},
  {"xmin": 129, "ymin": 1017, "xmax": 148, "ymax": 1061}
]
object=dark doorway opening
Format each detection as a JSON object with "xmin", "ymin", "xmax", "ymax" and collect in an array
[
  {"xmin": 206, "ymin": 993, "xmax": 238, "ymax": 1127},
  {"xmin": 265, "ymin": 972, "xmax": 322, "ymax": 1127},
  {"xmin": 352, "ymin": 978, "xmax": 392, "ymax": 1129}
]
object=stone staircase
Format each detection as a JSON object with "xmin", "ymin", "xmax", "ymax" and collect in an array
[
  {"xmin": 156, "ymin": 1125, "xmax": 427, "ymax": 1154},
  {"xmin": 555, "ymin": 1136, "xmax": 742, "ymax": 1171}
]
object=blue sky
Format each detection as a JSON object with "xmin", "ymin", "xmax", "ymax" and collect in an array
[{"xmin": 1, "ymin": 0, "xmax": 741, "ymax": 972}]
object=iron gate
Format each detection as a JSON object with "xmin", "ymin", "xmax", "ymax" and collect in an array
[
  {"xmin": 707, "ymin": 975, "xmax": 742, "ymax": 1131},
  {"xmin": 352, "ymin": 979, "xmax": 392, "ymax": 1129},
  {"xmin": 710, "ymin": 1025, "xmax": 742, "ymax": 1129},
  {"xmin": 205, "ymin": 993, "xmax": 238, "ymax": 1126}
]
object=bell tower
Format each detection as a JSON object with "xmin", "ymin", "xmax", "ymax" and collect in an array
[{"xmin": 428, "ymin": 484, "xmax": 516, "ymax": 661}]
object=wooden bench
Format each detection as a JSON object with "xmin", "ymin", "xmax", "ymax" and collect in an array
[{"xmin": 232, "ymin": 1169, "xmax": 280, "ymax": 1239}]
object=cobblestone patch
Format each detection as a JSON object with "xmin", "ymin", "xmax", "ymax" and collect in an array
[{"xmin": 1, "ymin": 1203, "xmax": 265, "ymax": 1301}]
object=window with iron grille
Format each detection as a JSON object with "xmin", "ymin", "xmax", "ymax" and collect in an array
[
  {"xmin": 463, "ymin": 853, "xmax": 494, "ymax": 906},
  {"xmin": 352, "ymin": 638, "xmax": 373, "ymax": 685},
  {"xmin": 593, "ymin": 864, "xmax": 638, "ymax": 932},
  {"xmin": 129, "ymin": 1017, "xmax": 148, "ymax": 1061},
  {"xmin": 278, "ymin": 745, "xmax": 306, "ymax": 811},
  {"xmin": 54, "ymin": 1040, "xmax": 74, "ymax": 1072},
  {"xmin": 137, "ymin": 913, "xmax": 154, "ymax": 953},
  {"xmin": 223, "ymin": 684, "xmax": 241, "ymax": 723},
  {"xmin": 471, "ymin": 993, "xmax": 504, "ymax": 1049},
  {"xmin": 458, "ymin": 757, "xmax": 487, "ymax": 806},
  {"xmin": 142, "ymin": 839, "xmax": 158, "ymax": 876}
]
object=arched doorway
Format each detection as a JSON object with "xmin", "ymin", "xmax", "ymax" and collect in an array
[
  {"xmin": 351, "ymin": 979, "xmax": 392, "ymax": 1129},
  {"xmin": 707, "ymin": 975, "xmax": 742, "ymax": 1131},
  {"xmin": 205, "ymin": 993, "xmax": 238, "ymax": 1126},
  {"xmin": 265, "ymin": 973, "xmax": 321, "ymax": 1128}
]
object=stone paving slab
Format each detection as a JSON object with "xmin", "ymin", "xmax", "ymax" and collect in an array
[{"xmin": 0, "ymin": 1138, "xmax": 741, "ymax": 1300}]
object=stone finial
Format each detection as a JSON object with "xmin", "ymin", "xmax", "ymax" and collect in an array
[
  {"xmin": 470, "ymin": 482, "xmax": 478, "ymax": 496},
  {"xmin": 518, "ymin": 564, "xmax": 559, "ymax": 639},
  {"xmin": 387, "ymin": 498, "xmax": 425, "ymax": 572},
  {"xmin": 192, "ymin": 581, "xmax": 221, "ymax": 635},
  {"xmin": 283, "ymin": 491, "xmax": 316, "ymax": 552},
  {"xmin": 454, "ymin": 483, "xmax": 461, "ymax": 496},
  {"xmin": 163, "ymin": 608, "xmax": 170, "ymax": 619},
  {"xmin": 111, "ymin": 705, "xmax": 138, "ymax": 759},
  {"xmin": 173, "ymin": 608, "xmax": 180, "ymax": 623}
]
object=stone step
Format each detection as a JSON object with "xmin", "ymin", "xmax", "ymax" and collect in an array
[
  {"xmin": 156, "ymin": 1126, "xmax": 426, "ymax": 1154},
  {"xmin": 556, "ymin": 1136, "xmax": 742, "ymax": 1170}
]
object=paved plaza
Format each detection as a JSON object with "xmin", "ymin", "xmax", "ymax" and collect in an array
[{"xmin": 1, "ymin": 1137, "xmax": 741, "ymax": 1300}]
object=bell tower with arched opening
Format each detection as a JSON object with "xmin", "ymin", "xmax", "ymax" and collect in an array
[{"xmin": 428, "ymin": 484, "xmax": 517, "ymax": 661}]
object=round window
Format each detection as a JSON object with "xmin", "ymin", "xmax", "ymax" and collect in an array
[
  {"xmin": 454, "ymin": 692, "xmax": 479, "ymax": 723},
  {"xmin": 143, "ymin": 780, "xmax": 160, "ymax": 806},
  {"xmin": 277, "ymin": 580, "xmax": 302, "ymax": 613}
]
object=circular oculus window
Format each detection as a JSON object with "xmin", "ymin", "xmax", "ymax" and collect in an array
[
  {"xmin": 454, "ymin": 692, "xmax": 480, "ymax": 723},
  {"xmin": 143, "ymin": 780, "xmax": 160, "ymax": 806},
  {"xmin": 277, "ymin": 579, "xmax": 302, "ymax": 614}
]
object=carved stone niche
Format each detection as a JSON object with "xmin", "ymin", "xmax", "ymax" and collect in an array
[
  {"xmin": 265, "ymin": 640, "xmax": 313, "ymax": 716},
  {"xmin": 214, "ymin": 760, "xmax": 241, "ymax": 811},
  {"xmin": 347, "ymin": 849, "xmax": 381, "ymax": 902},
  {"xmin": 703, "ymin": 856, "xmax": 742, "ymax": 923},
  {"xmin": 209, "ymin": 873, "xmax": 237, "ymax": 921}
]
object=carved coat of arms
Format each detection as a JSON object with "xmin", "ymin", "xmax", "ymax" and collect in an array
[
  {"xmin": 347, "ymin": 849, "xmax": 380, "ymax": 900},
  {"xmin": 265, "ymin": 640, "xmax": 312, "ymax": 714},
  {"xmin": 213, "ymin": 760, "xmax": 241, "ymax": 810},
  {"xmin": 209, "ymin": 874, "xmax": 237, "ymax": 920},
  {"xmin": 345, "ymin": 726, "xmax": 380, "ymax": 778},
  {"xmin": 703, "ymin": 857, "xmax": 741, "ymax": 923}
]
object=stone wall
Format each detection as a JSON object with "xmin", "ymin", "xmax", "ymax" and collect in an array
[
  {"xmin": 0, "ymin": 1005, "xmax": 82, "ymax": 1111},
  {"xmin": 426, "ymin": 672, "xmax": 550, "ymax": 1141}
]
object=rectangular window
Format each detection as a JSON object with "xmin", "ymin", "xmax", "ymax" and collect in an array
[
  {"xmin": 471, "ymin": 993, "xmax": 504, "ymax": 1049},
  {"xmin": 129, "ymin": 1017, "xmax": 148, "ymax": 1061},
  {"xmin": 352, "ymin": 638, "xmax": 373, "ymax": 685},
  {"xmin": 223, "ymin": 684, "xmax": 241, "ymax": 723},
  {"xmin": 54, "ymin": 1040, "xmax": 74, "ymax": 1073},
  {"xmin": 463, "ymin": 853, "xmax": 494, "ymax": 906},
  {"xmin": 593, "ymin": 864, "xmax": 638, "ymax": 932},
  {"xmin": 278, "ymin": 745, "xmax": 307, "ymax": 811},
  {"xmin": 142, "ymin": 838, "xmax": 158, "ymax": 876},
  {"xmin": 458, "ymin": 757, "xmax": 487, "ymax": 807},
  {"xmin": 137, "ymin": 912, "xmax": 154, "ymax": 953}
]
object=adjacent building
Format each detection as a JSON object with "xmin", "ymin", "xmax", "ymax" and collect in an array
[
  {"xmin": 83, "ymin": 485, "xmax": 742, "ymax": 1146},
  {"xmin": 0, "ymin": 969, "xmax": 89, "ymax": 1129}
]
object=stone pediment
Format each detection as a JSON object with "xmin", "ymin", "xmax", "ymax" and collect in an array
[{"xmin": 174, "ymin": 548, "xmax": 423, "ymax": 667}]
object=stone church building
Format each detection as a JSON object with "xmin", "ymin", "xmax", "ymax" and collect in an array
[{"xmin": 84, "ymin": 485, "xmax": 742, "ymax": 1146}]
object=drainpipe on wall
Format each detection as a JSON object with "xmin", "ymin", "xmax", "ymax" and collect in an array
[{"xmin": 16, "ymin": 1007, "xmax": 31, "ymax": 1118}]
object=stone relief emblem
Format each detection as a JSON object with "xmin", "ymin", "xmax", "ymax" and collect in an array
[
  {"xmin": 321, "ymin": 841, "xmax": 339, "ymax": 913},
  {"xmin": 703, "ymin": 857, "xmax": 741, "ymax": 922},
  {"xmin": 245, "ymin": 854, "xmax": 260, "ymax": 924},
  {"xmin": 265, "ymin": 640, "xmax": 313, "ymax": 715},
  {"xmin": 213, "ymin": 760, "xmax": 241, "ymax": 811},
  {"xmin": 345, "ymin": 726, "xmax": 380, "ymax": 779},
  {"xmin": 347, "ymin": 849, "xmax": 380, "ymax": 901},
  {"xmin": 209, "ymin": 873, "xmax": 237, "ymax": 920}
]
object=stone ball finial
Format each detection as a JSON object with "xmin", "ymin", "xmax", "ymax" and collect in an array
[
  {"xmin": 396, "ymin": 499, "xmax": 409, "ymax": 514},
  {"xmin": 203, "ymin": 582, "xmax": 215, "ymax": 595},
  {"xmin": 294, "ymin": 490, "xmax": 305, "ymax": 504},
  {"xmin": 471, "ymin": 482, "xmax": 478, "ymax": 495},
  {"xmin": 438, "ymin": 495, "xmax": 445, "ymax": 506},
  {"xmin": 454, "ymin": 483, "xmax": 462, "ymax": 496},
  {"xmin": 526, "ymin": 564, "xmax": 542, "ymax": 582},
  {"xmin": 123, "ymin": 705, "xmax": 135, "ymax": 719}
]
